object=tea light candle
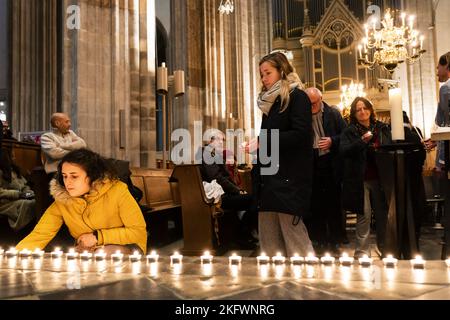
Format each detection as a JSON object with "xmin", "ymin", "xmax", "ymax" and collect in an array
[
  {"xmin": 111, "ymin": 250, "xmax": 124, "ymax": 262},
  {"xmin": 66, "ymin": 248, "xmax": 78, "ymax": 260},
  {"xmin": 146, "ymin": 250, "xmax": 159, "ymax": 263},
  {"xmin": 256, "ymin": 252, "xmax": 270, "ymax": 264},
  {"xmin": 31, "ymin": 249, "xmax": 44, "ymax": 259},
  {"xmin": 410, "ymin": 255, "xmax": 425, "ymax": 269},
  {"xmin": 271, "ymin": 252, "xmax": 286, "ymax": 265},
  {"xmin": 305, "ymin": 252, "xmax": 319, "ymax": 265},
  {"xmin": 5, "ymin": 247, "xmax": 18, "ymax": 258},
  {"xmin": 200, "ymin": 251, "xmax": 214, "ymax": 264},
  {"xmin": 320, "ymin": 253, "xmax": 335, "ymax": 265},
  {"xmin": 445, "ymin": 258, "xmax": 450, "ymax": 267},
  {"xmin": 51, "ymin": 247, "xmax": 63, "ymax": 259},
  {"xmin": 129, "ymin": 251, "xmax": 142, "ymax": 262},
  {"xmin": 358, "ymin": 254, "xmax": 373, "ymax": 267},
  {"xmin": 339, "ymin": 252, "xmax": 354, "ymax": 266},
  {"xmin": 19, "ymin": 249, "xmax": 32, "ymax": 258},
  {"xmin": 228, "ymin": 253, "xmax": 242, "ymax": 265},
  {"xmin": 94, "ymin": 250, "xmax": 106, "ymax": 261},
  {"xmin": 170, "ymin": 251, "xmax": 183, "ymax": 264},
  {"xmin": 382, "ymin": 254, "xmax": 398, "ymax": 268},
  {"xmin": 290, "ymin": 253, "xmax": 304, "ymax": 265},
  {"xmin": 80, "ymin": 250, "xmax": 92, "ymax": 261}
]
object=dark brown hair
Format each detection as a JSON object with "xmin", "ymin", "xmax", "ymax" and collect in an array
[
  {"xmin": 349, "ymin": 97, "xmax": 377, "ymax": 125},
  {"xmin": 439, "ymin": 52, "xmax": 450, "ymax": 70}
]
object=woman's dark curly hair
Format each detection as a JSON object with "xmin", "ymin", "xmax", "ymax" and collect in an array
[
  {"xmin": 56, "ymin": 148, "xmax": 117, "ymax": 186},
  {"xmin": 349, "ymin": 97, "xmax": 377, "ymax": 126},
  {"xmin": 0, "ymin": 151, "xmax": 22, "ymax": 183}
]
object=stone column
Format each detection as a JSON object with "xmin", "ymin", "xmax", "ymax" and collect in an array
[{"xmin": 300, "ymin": 31, "xmax": 314, "ymax": 88}]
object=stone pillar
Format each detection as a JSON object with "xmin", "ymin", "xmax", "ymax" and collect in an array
[
  {"xmin": 11, "ymin": 0, "xmax": 59, "ymax": 135},
  {"xmin": 299, "ymin": 32, "xmax": 314, "ymax": 88}
]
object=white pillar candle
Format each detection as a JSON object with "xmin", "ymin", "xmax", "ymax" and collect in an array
[
  {"xmin": 320, "ymin": 253, "xmax": 336, "ymax": 265},
  {"xmin": 382, "ymin": 254, "xmax": 398, "ymax": 268},
  {"xmin": 200, "ymin": 251, "xmax": 214, "ymax": 264},
  {"xmin": 305, "ymin": 253, "xmax": 319, "ymax": 265},
  {"xmin": 389, "ymin": 88, "xmax": 405, "ymax": 140},
  {"xmin": 228, "ymin": 253, "xmax": 242, "ymax": 265},
  {"xmin": 410, "ymin": 255, "xmax": 425, "ymax": 269},
  {"xmin": 94, "ymin": 250, "xmax": 106, "ymax": 261},
  {"xmin": 339, "ymin": 252, "xmax": 354, "ymax": 266},
  {"xmin": 32, "ymin": 249, "xmax": 44, "ymax": 259},
  {"xmin": 50, "ymin": 247, "xmax": 63, "ymax": 259},
  {"xmin": 146, "ymin": 250, "xmax": 159, "ymax": 263},
  {"xmin": 111, "ymin": 250, "xmax": 124, "ymax": 262},
  {"xmin": 256, "ymin": 253, "xmax": 270, "ymax": 265},
  {"xmin": 66, "ymin": 248, "xmax": 78, "ymax": 260},
  {"xmin": 271, "ymin": 252, "xmax": 286, "ymax": 265},
  {"xmin": 358, "ymin": 254, "xmax": 373, "ymax": 267},
  {"xmin": 170, "ymin": 252, "xmax": 183, "ymax": 264},
  {"xmin": 6, "ymin": 247, "xmax": 18, "ymax": 258},
  {"xmin": 290, "ymin": 253, "xmax": 304, "ymax": 265},
  {"xmin": 80, "ymin": 251, "xmax": 92, "ymax": 261},
  {"xmin": 19, "ymin": 249, "xmax": 32, "ymax": 258},
  {"xmin": 129, "ymin": 251, "xmax": 142, "ymax": 263}
]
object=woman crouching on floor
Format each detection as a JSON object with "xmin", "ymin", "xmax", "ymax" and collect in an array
[{"xmin": 16, "ymin": 148, "xmax": 147, "ymax": 255}]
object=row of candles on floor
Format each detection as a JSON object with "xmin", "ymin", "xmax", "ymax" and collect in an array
[{"xmin": 2, "ymin": 247, "xmax": 450, "ymax": 269}]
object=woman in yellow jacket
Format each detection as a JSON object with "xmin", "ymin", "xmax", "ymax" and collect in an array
[{"xmin": 16, "ymin": 148, "xmax": 147, "ymax": 255}]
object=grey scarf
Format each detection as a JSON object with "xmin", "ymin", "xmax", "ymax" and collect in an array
[{"xmin": 257, "ymin": 75, "xmax": 301, "ymax": 116}]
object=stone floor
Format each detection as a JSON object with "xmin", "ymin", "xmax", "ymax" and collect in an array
[{"xmin": 1, "ymin": 224, "xmax": 449, "ymax": 300}]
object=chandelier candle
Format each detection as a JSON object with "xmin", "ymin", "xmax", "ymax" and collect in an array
[{"xmin": 389, "ymin": 88, "xmax": 405, "ymax": 140}]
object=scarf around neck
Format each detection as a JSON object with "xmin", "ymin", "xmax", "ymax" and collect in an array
[{"xmin": 257, "ymin": 74, "xmax": 301, "ymax": 116}]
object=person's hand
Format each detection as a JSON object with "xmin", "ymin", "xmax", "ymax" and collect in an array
[
  {"xmin": 361, "ymin": 131, "xmax": 373, "ymax": 143},
  {"xmin": 424, "ymin": 139, "xmax": 436, "ymax": 151},
  {"xmin": 241, "ymin": 138, "xmax": 259, "ymax": 154},
  {"xmin": 77, "ymin": 233, "xmax": 97, "ymax": 249},
  {"xmin": 318, "ymin": 137, "xmax": 332, "ymax": 151}
]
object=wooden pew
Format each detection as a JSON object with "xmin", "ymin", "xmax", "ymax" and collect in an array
[
  {"xmin": 170, "ymin": 164, "xmax": 235, "ymax": 256},
  {"xmin": 130, "ymin": 167, "xmax": 182, "ymax": 246}
]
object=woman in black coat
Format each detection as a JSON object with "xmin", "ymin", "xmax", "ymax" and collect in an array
[
  {"xmin": 340, "ymin": 97, "xmax": 391, "ymax": 259},
  {"xmin": 247, "ymin": 52, "xmax": 314, "ymax": 257}
]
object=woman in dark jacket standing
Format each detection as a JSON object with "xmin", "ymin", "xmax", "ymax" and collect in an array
[
  {"xmin": 340, "ymin": 97, "xmax": 391, "ymax": 259},
  {"xmin": 247, "ymin": 52, "xmax": 314, "ymax": 257}
]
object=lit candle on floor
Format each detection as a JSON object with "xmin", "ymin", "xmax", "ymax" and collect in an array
[
  {"xmin": 200, "ymin": 251, "xmax": 214, "ymax": 264},
  {"xmin": 305, "ymin": 253, "xmax": 319, "ymax": 265},
  {"xmin": 339, "ymin": 252, "xmax": 354, "ymax": 266},
  {"xmin": 383, "ymin": 254, "xmax": 398, "ymax": 268},
  {"xmin": 80, "ymin": 251, "xmax": 92, "ymax": 261},
  {"xmin": 129, "ymin": 251, "xmax": 142, "ymax": 263},
  {"xmin": 32, "ymin": 249, "xmax": 44, "ymax": 259},
  {"xmin": 410, "ymin": 255, "xmax": 425, "ymax": 269},
  {"xmin": 146, "ymin": 250, "xmax": 159, "ymax": 263},
  {"xmin": 51, "ymin": 247, "xmax": 63, "ymax": 259},
  {"xmin": 358, "ymin": 254, "xmax": 373, "ymax": 267},
  {"xmin": 19, "ymin": 249, "xmax": 31, "ymax": 258},
  {"xmin": 66, "ymin": 248, "xmax": 78, "ymax": 260},
  {"xmin": 271, "ymin": 252, "xmax": 286, "ymax": 265},
  {"xmin": 320, "ymin": 253, "xmax": 335, "ymax": 266},
  {"xmin": 446, "ymin": 258, "xmax": 450, "ymax": 268},
  {"xmin": 256, "ymin": 253, "xmax": 270, "ymax": 265},
  {"xmin": 290, "ymin": 253, "xmax": 304, "ymax": 265},
  {"xmin": 5, "ymin": 247, "xmax": 18, "ymax": 258},
  {"xmin": 111, "ymin": 250, "xmax": 124, "ymax": 262},
  {"xmin": 94, "ymin": 250, "xmax": 106, "ymax": 261},
  {"xmin": 228, "ymin": 253, "xmax": 242, "ymax": 265},
  {"xmin": 170, "ymin": 251, "xmax": 183, "ymax": 264}
]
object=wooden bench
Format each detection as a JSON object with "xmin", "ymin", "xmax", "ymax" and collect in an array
[
  {"xmin": 130, "ymin": 167, "xmax": 182, "ymax": 246},
  {"xmin": 170, "ymin": 164, "xmax": 236, "ymax": 256}
]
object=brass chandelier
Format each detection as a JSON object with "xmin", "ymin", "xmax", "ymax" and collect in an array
[
  {"xmin": 358, "ymin": 9, "xmax": 426, "ymax": 73},
  {"xmin": 218, "ymin": 0, "xmax": 234, "ymax": 15}
]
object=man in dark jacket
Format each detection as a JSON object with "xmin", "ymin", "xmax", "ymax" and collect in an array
[
  {"xmin": 199, "ymin": 130, "xmax": 257, "ymax": 248},
  {"xmin": 305, "ymin": 88, "xmax": 347, "ymax": 255}
]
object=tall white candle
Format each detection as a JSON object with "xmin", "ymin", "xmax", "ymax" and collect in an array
[{"xmin": 389, "ymin": 88, "xmax": 405, "ymax": 140}]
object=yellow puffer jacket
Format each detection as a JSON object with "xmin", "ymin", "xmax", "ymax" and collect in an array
[{"xmin": 16, "ymin": 178, "xmax": 147, "ymax": 253}]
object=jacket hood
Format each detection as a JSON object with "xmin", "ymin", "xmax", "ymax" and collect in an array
[{"xmin": 49, "ymin": 178, "xmax": 116, "ymax": 204}]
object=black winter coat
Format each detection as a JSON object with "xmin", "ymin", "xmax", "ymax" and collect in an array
[
  {"xmin": 252, "ymin": 88, "xmax": 313, "ymax": 218},
  {"xmin": 340, "ymin": 121, "xmax": 391, "ymax": 214}
]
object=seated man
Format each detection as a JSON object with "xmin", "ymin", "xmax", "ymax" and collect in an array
[
  {"xmin": 199, "ymin": 130, "xmax": 258, "ymax": 248},
  {"xmin": 40, "ymin": 113, "xmax": 87, "ymax": 176}
]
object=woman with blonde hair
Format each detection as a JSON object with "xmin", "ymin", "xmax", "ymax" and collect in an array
[{"xmin": 247, "ymin": 52, "xmax": 314, "ymax": 257}]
